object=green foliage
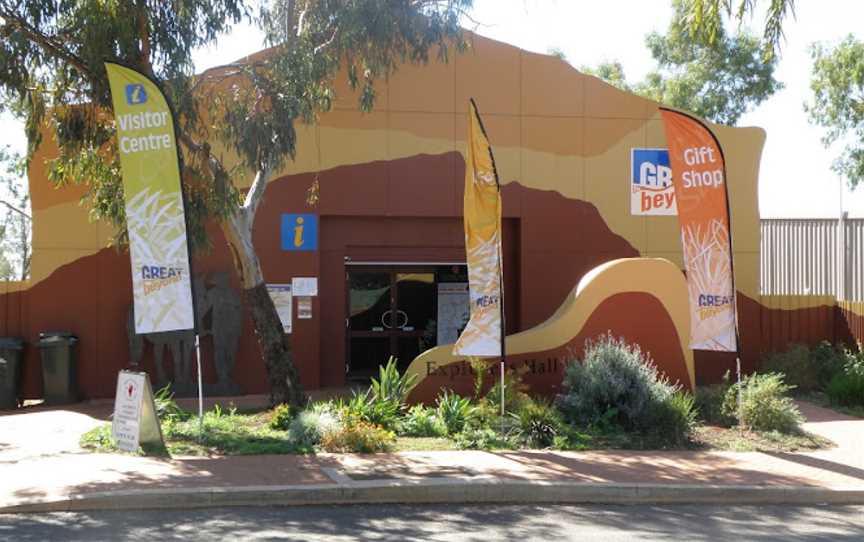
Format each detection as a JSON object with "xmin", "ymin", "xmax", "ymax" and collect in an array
[
  {"xmin": 0, "ymin": 144, "xmax": 29, "ymax": 280},
  {"xmin": 551, "ymin": 427, "xmax": 592, "ymax": 451},
  {"xmin": 483, "ymin": 366, "xmax": 531, "ymax": 415},
  {"xmin": 584, "ymin": 0, "xmax": 782, "ymax": 125},
  {"xmin": 454, "ymin": 427, "xmax": 512, "ymax": 450},
  {"xmin": 320, "ymin": 421, "xmax": 395, "ymax": 453},
  {"xmin": 762, "ymin": 344, "xmax": 820, "ymax": 393},
  {"xmin": 435, "ymin": 389, "xmax": 474, "ymax": 435},
  {"xmin": 722, "ymin": 372, "xmax": 804, "ymax": 433},
  {"xmin": 79, "ymin": 424, "xmax": 119, "ymax": 453},
  {"xmin": 467, "ymin": 357, "xmax": 494, "ymax": 400},
  {"xmin": 287, "ymin": 407, "xmax": 342, "ymax": 449},
  {"xmin": 762, "ymin": 342, "xmax": 847, "ymax": 392},
  {"xmin": 644, "ymin": 391, "xmax": 698, "ymax": 447},
  {"xmin": 163, "ymin": 408, "xmax": 294, "ymax": 455},
  {"xmin": 557, "ymin": 334, "xmax": 669, "ymax": 429},
  {"xmin": 556, "ymin": 334, "xmax": 695, "ymax": 445},
  {"xmin": 512, "ymin": 399, "xmax": 564, "ymax": 448},
  {"xmin": 811, "ymin": 341, "xmax": 850, "ymax": 388},
  {"xmin": 269, "ymin": 403, "xmax": 295, "ymax": 431},
  {"xmin": 397, "ymin": 404, "xmax": 447, "ymax": 438},
  {"xmin": 370, "ymin": 356, "xmax": 417, "ymax": 407},
  {"xmin": 676, "ymin": 0, "xmax": 794, "ymax": 61},
  {"xmin": 546, "ymin": 46, "xmax": 567, "ymax": 62},
  {"xmin": 826, "ymin": 372, "xmax": 864, "ymax": 408},
  {"xmin": 807, "ymin": 35, "xmax": 864, "ymax": 188},
  {"xmin": 153, "ymin": 384, "xmax": 192, "ymax": 422},
  {"xmin": 581, "ymin": 61, "xmax": 632, "ymax": 92},
  {"xmin": 344, "ymin": 389, "xmax": 401, "ymax": 431},
  {"xmin": 694, "ymin": 374, "xmax": 736, "ymax": 426},
  {"xmin": 826, "ymin": 349, "xmax": 864, "ymax": 407}
]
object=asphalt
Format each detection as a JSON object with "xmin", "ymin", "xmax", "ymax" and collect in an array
[{"xmin": 2, "ymin": 397, "xmax": 863, "ymax": 512}]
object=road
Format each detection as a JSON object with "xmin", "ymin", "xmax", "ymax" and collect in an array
[{"xmin": 1, "ymin": 504, "xmax": 862, "ymax": 541}]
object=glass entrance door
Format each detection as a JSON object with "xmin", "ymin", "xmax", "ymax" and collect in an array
[{"xmin": 346, "ymin": 266, "xmax": 466, "ymax": 381}]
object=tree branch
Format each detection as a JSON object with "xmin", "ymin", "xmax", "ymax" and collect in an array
[
  {"xmin": 244, "ymin": 165, "xmax": 271, "ymax": 218},
  {"xmin": 137, "ymin": 1, "xmax": 151, "ymax": 72},
  {"xmin": 0, "ymin": 10, "xmax": 93, "ymax": 78}
]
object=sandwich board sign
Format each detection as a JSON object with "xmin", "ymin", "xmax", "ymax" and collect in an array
[{"xmin": 112, "ymin": 370, "xmax": 164, "ymax": 452}]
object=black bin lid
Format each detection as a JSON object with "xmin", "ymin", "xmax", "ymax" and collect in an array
[{"xmin": 38, "ymin": 332, "xmax": 78, "ymax": 344}]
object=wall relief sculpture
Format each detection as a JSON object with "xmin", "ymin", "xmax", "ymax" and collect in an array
[{"xmin": 126, "ymin": 272, "xmax": 242, "ymax": 395}]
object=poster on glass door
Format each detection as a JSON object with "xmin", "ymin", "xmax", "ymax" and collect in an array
[{"xmin": 437, "ymin": 283, "xmax": 470, "ymax": 345}]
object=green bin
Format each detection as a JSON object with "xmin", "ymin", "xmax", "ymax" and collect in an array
[
  {"xmin": 38, "ymin": 332, "xmax": 79, "ymax": 405},
  {"xmin": 0, "ymin": 337, "xmax": 24, "ymax": 410}
]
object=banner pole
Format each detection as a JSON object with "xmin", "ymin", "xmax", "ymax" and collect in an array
[{"xmin": 196, "ymin": 334, "xmax": 203, "ymax": 436}]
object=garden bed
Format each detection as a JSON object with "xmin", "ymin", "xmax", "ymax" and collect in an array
[
  {"xmin": 80, "ymin": 337, "xmax": 844, "ymax": 458},
  {"xmin": 79, "ymin": 407, "xmax": 832, "ymax": 457}
]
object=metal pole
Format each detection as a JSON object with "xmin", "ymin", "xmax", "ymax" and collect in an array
[
  {"xmin": 736, "ymin": 356, "xmax": 743, "ymax": 433},
  {"xmin": 196, "ymin": 333, "xmax": 204, "ymax": 437},
  {"xmin": 500, "ymin": 360, "xmax": 505, "ymax": 433}
]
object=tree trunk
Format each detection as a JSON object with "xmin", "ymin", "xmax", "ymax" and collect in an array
[{"xmin": 220, "ymin": 168, "xmax": 306, "ymax": 407}]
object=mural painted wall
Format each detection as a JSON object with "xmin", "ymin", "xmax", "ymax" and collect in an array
[{"xmin": 2, "ymin": 32, "xmax": 855, "ymax": 401}]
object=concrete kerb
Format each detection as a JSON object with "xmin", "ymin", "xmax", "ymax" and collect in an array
[{"xmin": 3, "ymin": 480, "xmax": 864, "ymax": 514}]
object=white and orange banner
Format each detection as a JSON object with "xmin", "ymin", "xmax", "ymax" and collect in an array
[
  {"xmin": 453, "ymin": 100, "xmax": 503, "ymax": 357},
  {"xmin": 660, "ymin": 108, "xmax": 738, "ymax": 352}
]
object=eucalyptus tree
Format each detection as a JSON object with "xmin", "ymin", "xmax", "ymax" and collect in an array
[
  {"xmin": 582, "ymin": 0, "xmax": 782, "ymax": 126},
  {"xmin": 677, "ymin": 0, "xmax": 795, "ymax": 60},
  {"xmin": 0, "ymin": 0, "xmax": 471, "ymax": 406},
  {"xmin": 807, "ymin": 35, "xmax": 864, "ymax": 189},
  {"xmin": 0, "ymin": 144, "xmax": 28, "ymax": 281}
]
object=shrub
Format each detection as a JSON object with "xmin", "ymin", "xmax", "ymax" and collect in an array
[
  {"xmin": 826, "ymin": 372, "xmax": 864, "ymax": 407},
  {"xmin": 552, "ymin": 427, "xmax": 592, "ymax": 451},
  {"xmin": 269, "ymin": 403, "xmax": 295, "ymax": 431},
  {"xmin": 555, "ymin": 334, "xmax": 675, "ymax": 431},
  {"xmin": 397, "ymin": 404, "xmax": 447, "ymax": 437},
  {"xmin": 344, "ymin": 389, "xmax": 401, "ymax": 430},
  {"xmin": 320, "ymin": 421, "xmax": 396, "ymax": 453},
  {"xmin": 436, "ymin": 390, "xmax": 474, "ymax": 435},
  {"xmin": 722, "ymin": 372, "xmax": 803, "ymax": 433},
  {"xmin": 370, "ymin": 356, "xmax": 418, "ymax": 407},
  {"xmin": 454, "ymin": 427, "xmax": 511, "ymax": 450},
  {"xmin": 761, "ymin": 342, "xmax": 847, "ymax": 393},
  {"xmin": 512, "ymin": 399, "xmax": 564, "ymax": 448},
  {"xmin": 644, "ymin": 391, "xmax": 697, "ymax": 447},
  {"xmin": 153, "ymin": 384, "xmax": 192, "ymax": 422},
  {"xmin": 761, "ymin": 344, "xmax": 819, "ymax": 393},
  {"xmin": 811, "ymin": 341, "xmax": 848, "ymax": 388},
  {"xmin": 288, "ymin": 408, "xmax": 342, "ymax": 449},
  {"xmin": 468, "ymin": 357, "xmax": 495, "ymax": 400},
  {"xmin": 483, "ymin": 365, "xmax": 531, "ymax": 414},
  {"xmin": 826, "ymin": 349, "xmax": 864, "ymax": 407},
  {"xmin": 694, "ymin": 372, "xmax": 735, "ymax": 426}
]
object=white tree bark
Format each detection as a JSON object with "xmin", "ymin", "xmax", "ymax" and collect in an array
[{"xmin": 222, "ymin": 166, "xmax": 270, "ymax": 290}]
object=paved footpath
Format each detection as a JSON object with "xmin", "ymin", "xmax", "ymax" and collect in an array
[{"xmin": 2, "ymin": 398, "xmax": 864, "ymax": 512}]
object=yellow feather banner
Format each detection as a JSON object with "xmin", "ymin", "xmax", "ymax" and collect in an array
[{"xmin": 453, "ymin": 99, "xmax": 503, "ymax": 357}]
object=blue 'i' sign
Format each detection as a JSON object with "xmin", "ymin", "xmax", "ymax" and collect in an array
[{"xmin": 280, "ymin": 214, "xmax": 318, "ymax": 251}]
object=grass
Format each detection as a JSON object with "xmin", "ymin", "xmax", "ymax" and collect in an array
[
  {"xmin": 692, "ymin": 425, "xmax": 832, "ymax": 452},
  {"xmin": 394, "ymin": 437, "xmax": 457, "ymax": 452}
]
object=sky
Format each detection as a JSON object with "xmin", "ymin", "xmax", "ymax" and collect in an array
[{"xmin": 1, "ymin": 0, "xmax": 862, "ymax": 218}]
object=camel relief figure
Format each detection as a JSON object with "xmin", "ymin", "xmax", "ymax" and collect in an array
[{"xmin": 126, "ymin": 274, "xmax": 241, "ymax": 393}]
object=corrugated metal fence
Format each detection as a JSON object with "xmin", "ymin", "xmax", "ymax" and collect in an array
[{"xmin": 760, "ymin": 216, "xmax": 864, "ymax": 302}]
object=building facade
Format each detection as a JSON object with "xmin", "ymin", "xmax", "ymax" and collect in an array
[{"xmin": 2, "ymin": 33, "xmax": 860, "ymax": 401}]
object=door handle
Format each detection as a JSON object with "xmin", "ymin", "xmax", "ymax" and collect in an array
[
  {"xmin": 381, "ymin": 309, "xmax": 394, "ymax": 329},
  {"xmin": 395, "ymin": 310, "xmax": 408, "ymax": 329}
]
